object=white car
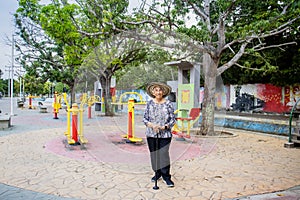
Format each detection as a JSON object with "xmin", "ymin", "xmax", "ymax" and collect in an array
[{"xmin": 38, "ymin": 98, "xmax": 55, "ymax": 107}]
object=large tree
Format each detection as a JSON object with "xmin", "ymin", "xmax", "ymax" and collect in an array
[{"xmin": 103, "ymin": 0, "xmax": 299, "ymax": 135}]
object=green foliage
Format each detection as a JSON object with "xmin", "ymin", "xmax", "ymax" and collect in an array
[
  {"xmin": 0, "ymin": 79, "xmax": 8, "ymax": 96},
  {"xmin": 23, "ymin": 74, "xmax": 44, "ymax": 95},
  {"xmin": 39, "ymin": 2, "xmax": 88, "ymax": 66},
  {"xmin": 54, "ymin": 82, "xmax": 70, "ymax": 93},
  {"xmin": 177, "ymin": 25, "xmax": 210, "ymax": 42}
]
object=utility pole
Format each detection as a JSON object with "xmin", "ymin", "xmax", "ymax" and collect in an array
[
  {"xmin": 10, "ymin": 33, "xmax": 14, "ymax": 116},
  {"xmin": 5, "ymin": 65, "xmax": 11, "ymax": 97},
  {"xmin": 15, "ymin": 66, "xmax": 25, "ymax": 101}
]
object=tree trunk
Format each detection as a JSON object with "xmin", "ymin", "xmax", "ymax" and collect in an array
[
  {"xmin": 198, "ymin": 53, "xmax": 218, "ymax": 136},
  {"xmin": 69, "ymin": 84, "xmax": 75, "ymax": 106},
  {"xmin": 100, "ymin": 76, "xmax": 114, "ymax": 116}
]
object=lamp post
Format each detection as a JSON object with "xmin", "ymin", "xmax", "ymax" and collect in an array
[
  {"xmin": 15, "ymin": 69, "xmax": 25, "ymax": 102},
  {"xmin": 10, "ymin": 34, "xmax": 14, "ymax": 116}
]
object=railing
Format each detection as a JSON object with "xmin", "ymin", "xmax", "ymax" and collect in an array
[{"xmin": 288, "ymin": 98, "xmax": 300, "ymax": 143}]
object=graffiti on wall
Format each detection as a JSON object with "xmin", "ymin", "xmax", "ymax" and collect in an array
[
  {"xmin": 229, "ymin": 84, "xmax": 300, "ymax": 113},
  {"xmin": 256, "ymin": 84, "xmax": 286, "ymax": 112},
  {"xmin": 231, "ymin": 93, "xmax": 265, "ymax": 112},
  {"xmin": 285, "ymin": 85, "xmax": 300, "ymax": 108}
]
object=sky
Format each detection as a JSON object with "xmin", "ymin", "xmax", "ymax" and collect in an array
[{"xmin": 0, "ymin": 0, "xmax": 19, "ymax": 79}]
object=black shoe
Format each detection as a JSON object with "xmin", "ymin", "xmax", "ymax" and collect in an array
[
  {"xmin": 151, "ymin": 175, "xmax": 161, "ymax": 182},
  {"xmin": 163, "ymin": 179, "xmax": 174, "ymax": 187}
]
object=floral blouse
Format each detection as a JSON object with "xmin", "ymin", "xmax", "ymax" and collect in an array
[{"xmin": 143, "ymin": 99, "xmax": 176, "ymax": 138}]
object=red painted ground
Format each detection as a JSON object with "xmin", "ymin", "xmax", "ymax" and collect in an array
[{"xmin": 45, "ymin": 131, "xmax": 217, "ymax": 165}]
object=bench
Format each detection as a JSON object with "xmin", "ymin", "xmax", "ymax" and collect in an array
[
  {"xmin": 39, "ymin": 106, "xmax": 48, "ymax": 113},
  {"xmin": 17, "ymin": 101, "xmax": 24, "ymax": 108},
  {"xmin": 0, "ymin": 116, "xmax": 11, "ymax": 129}
]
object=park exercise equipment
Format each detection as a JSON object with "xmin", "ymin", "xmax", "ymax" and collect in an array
[
  {"xmin": 28, "ymin": 95, "xmax": 40, "ymax": 109},
  {"xmin": 115, "ymin": 91, "xmax": 146, "ymax": 105},
  {"xmin": 63, "ymin": 93, "xmax": 87, "ymax": 145},
  {"xmin": 53, "ymin": 92, "xmax": 62, "ymax": 119},
  {"xmin": 112, "ymin": 92, "xmax": 146, "ymax": 143},
  {"xmin": 123, "ymin": 98, "xmax": 143, "ymax": 143},
  {"xmin": 172, "ymin": 108, "xmax": 201, "ymax": 139},
  {"xmin": 63, "ymin": 93, "xmax": 75, "ymax": 145},
  {"xmin": 87, "ymin": 95, "xmax": 101, "ymax": 118},
  {"xmin": 127, "ymin": 98, "xmax": 143, "ymax": 142}
]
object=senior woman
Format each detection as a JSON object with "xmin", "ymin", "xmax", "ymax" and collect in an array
[{"xmin": 143, "ymin": 82, "xmax": 176, "ymax": 187}]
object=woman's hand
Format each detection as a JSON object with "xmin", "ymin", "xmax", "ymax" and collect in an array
[
  {"xmin": 148, "ymin": 123, "xmax": 160, "ymax": 133},
  {"xmin": 159, "ymin": 125, "xmax": 168, "ymax": 130}
]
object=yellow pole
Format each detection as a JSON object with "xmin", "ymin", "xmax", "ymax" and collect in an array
[
  {"xmin": 63, "ymin": 93, "xmax": 75, "ymax": 144},
  {"xmin": 53, "ymin": 92, "xmax": 61, "ymax": 119},
  {"xmin": 78, "ymin": 93, "xmax": 88, "ymax": 144},
  {"xmin": 101, "ymin": 97, "xmax": 105, "ymax": 112}
]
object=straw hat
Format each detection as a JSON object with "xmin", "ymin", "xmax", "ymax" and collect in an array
[{"xmin": 146, "ymin": 82, "xmax": 172, "ymax": 98}]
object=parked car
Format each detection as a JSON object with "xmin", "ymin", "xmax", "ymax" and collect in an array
[{"xmin": 38, "ymin": 98, "xmax": 55, "ymax": 107}]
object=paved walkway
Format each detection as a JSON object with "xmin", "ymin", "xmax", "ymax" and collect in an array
[{"xmin": 0, "ymin": 97, "xmax": 300, "ymax": 200}]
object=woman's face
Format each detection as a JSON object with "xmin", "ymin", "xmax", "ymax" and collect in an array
[{"xmin": 153, "ymin": 86, "xmax": 164, "ymax": 100}]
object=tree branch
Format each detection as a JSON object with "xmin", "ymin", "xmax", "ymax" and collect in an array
[
  {"xmin": 254, "ymin": 41, "xmax": 297, "ymax": 51},
  {"xmin": 222, "ymin": 15, "xmax": 299, "ymax": 52},
  {"xmin": 217, "ymin": 42, "xmax": 249, "ymax": 75},
  {"xmin": 234, "ymin": 62, "xmax": 264, "ymax": 71},
  {"xmin": 183, "ymin": 0, "xmax": 208, "ymax": 22}
]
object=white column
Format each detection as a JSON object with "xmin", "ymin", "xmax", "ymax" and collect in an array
[{"xmin": 10, "ymin": 34, "xmax": 14, "ymax": 116}]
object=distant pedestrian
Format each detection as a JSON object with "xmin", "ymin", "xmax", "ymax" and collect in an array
[{"xmin": 143, "ymin": 82, "xmax": 176, "ymax": 187}]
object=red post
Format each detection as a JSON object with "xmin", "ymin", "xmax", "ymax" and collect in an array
[
  {"xmin": 29, "ymin": 96, "xmax": 32, "ymax": 109},
  {"xmin": 54, "ymin": 112, "xmax": 58, "ymax": 119},
  {"xmin": 128, "ymin": 111, "xmax": 133, "ymax": 139},
  {"xmin": 127, "ymin": 99, "xmax": 134, "ymax": 139},
  {"xmin": 88, "ymin": 106, "xmax": 91, "ymax": 119},
  {"xmin": 53, "ymin": 92, "xmax": 59, "ymax": 119},
  {"xmin": 72, "ymin": 103, "xmax": 79, "ymax": 143}
]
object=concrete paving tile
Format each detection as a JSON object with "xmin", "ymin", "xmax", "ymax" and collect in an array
[
  {"xmin": 186, "ymin": 188, "xmax": 204, "ymax": 197},
  {"xmin": 137, "ymin": 191, "xmax": 156, "ymax": 199},
  {"xmin": 153, "ymin": 191, "xmax": 176, "ymax": 200},
  {"xmin": 101, "ymin": 188, "xmax": 123, "ymax": 199}
]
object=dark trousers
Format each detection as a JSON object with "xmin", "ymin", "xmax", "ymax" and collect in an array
[{"xmin": 147, "ymin": 137, "xmax": 172, "ymax": 180}]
